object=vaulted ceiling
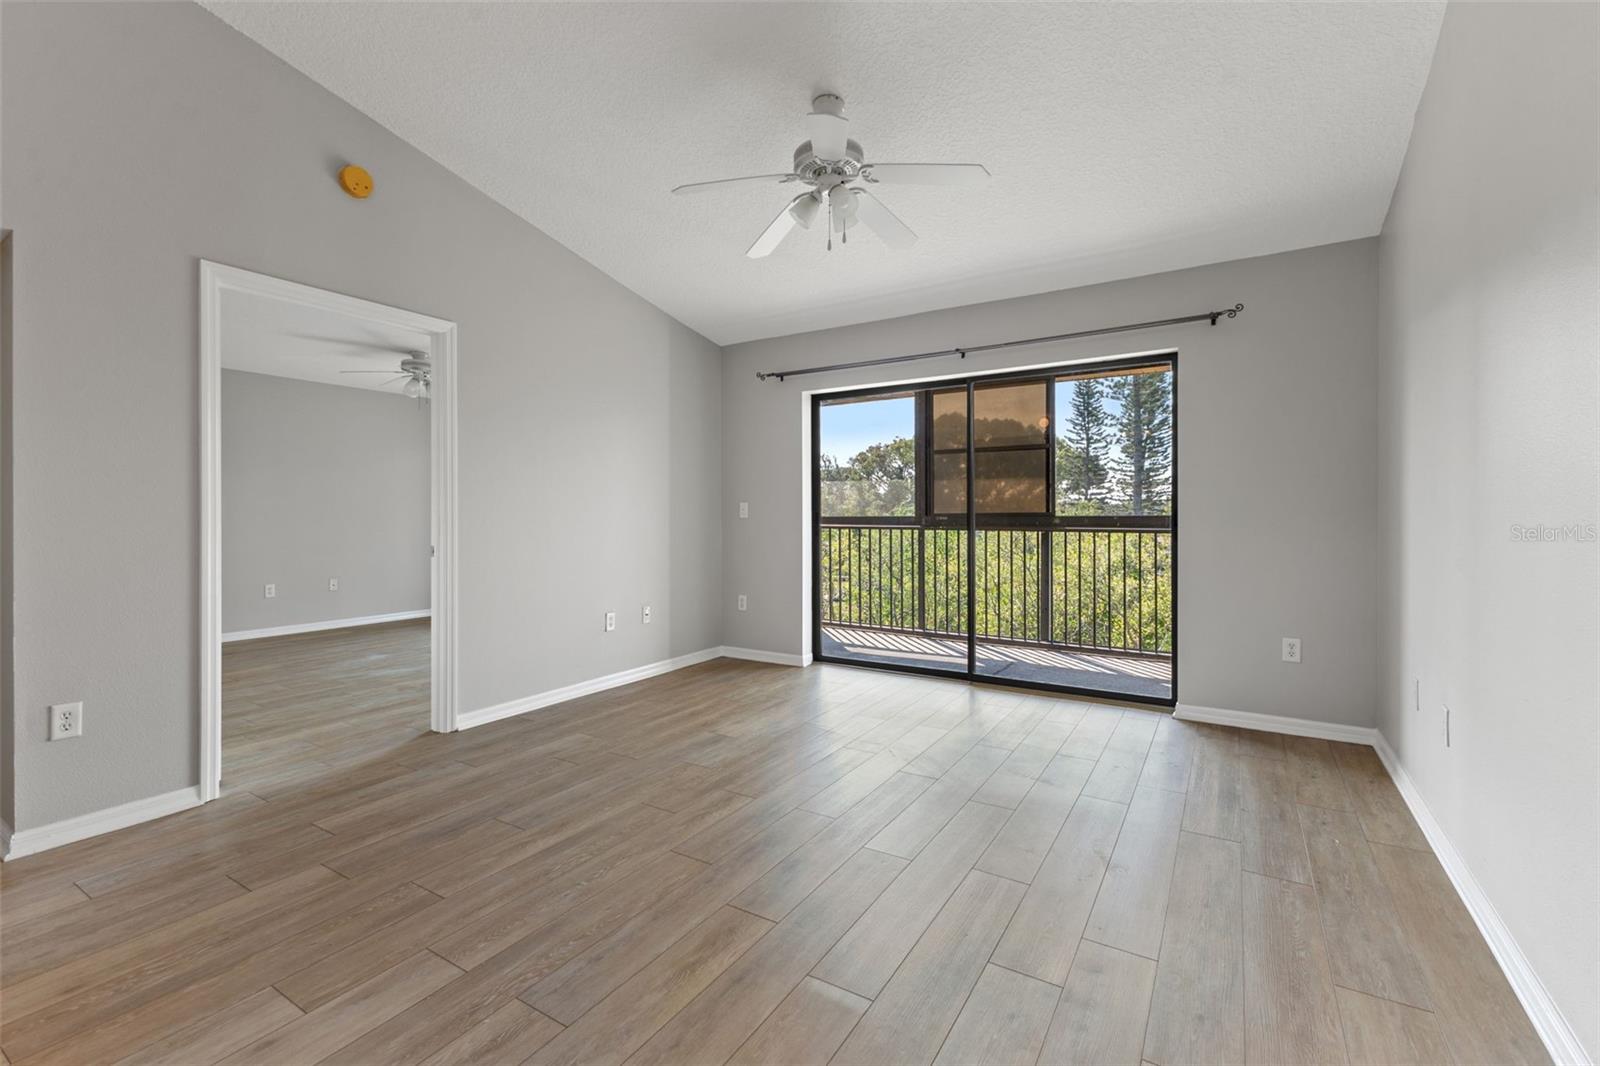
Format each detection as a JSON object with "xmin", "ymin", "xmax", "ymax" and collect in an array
[{"xmin": 203, "ymin": 2, "xmax": 1444, "ymax": 344}]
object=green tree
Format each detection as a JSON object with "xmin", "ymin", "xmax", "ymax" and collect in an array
[
  {"xmin": 1107, "ymin": 370, "xmax": 1172, "ymax": 514},
  {"xmin": 1060, "ymin": 378, "xmax": 1110, "ymax": 506},
  {"xmin": 820, "ymin": 435, "xmax": 916, "ymax": 516}
]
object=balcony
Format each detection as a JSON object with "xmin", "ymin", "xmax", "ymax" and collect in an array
[{"xmin": 818, "ymin": 523, "xmax": 1173, "ymax": 700}]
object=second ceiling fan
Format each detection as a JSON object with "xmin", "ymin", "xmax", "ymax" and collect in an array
[{"xmin": 672, "ymin": 93, "xmax": 990, "ymax": 258}]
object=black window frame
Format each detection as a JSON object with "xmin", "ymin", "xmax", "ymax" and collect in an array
[{"xmin": 811, "ymin": 351, "xmax": 1179, "ymax": 707}]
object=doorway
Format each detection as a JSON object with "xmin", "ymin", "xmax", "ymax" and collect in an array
[
  {"xmin": 199, "ymin": 262, "xmax": 459, "ymax": 802},
  {"xmin": 811, "ymin": 355, "xmax": 1176, "ymax": 706}
]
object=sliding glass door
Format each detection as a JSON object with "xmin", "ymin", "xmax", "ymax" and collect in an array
[{"xmin": 813, "ymin": 356, "xmax": 1176, "ymax": 705}]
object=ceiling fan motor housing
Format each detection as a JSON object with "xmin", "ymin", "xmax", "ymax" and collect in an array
[{"xmin": 794, "ymin": 139, "xmax": 864, "ymax": 183}]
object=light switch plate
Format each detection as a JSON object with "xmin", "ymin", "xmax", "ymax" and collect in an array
[
  {"xmin": 738, "ymin": 502, "xmax": 749, "ymax": 519},
  {"xmin": 328, "ymin": 577, "xmax": 339, "ymax": 592},
  {"xmin": 641, "ymin": 605, "xmax": 652, "ymax": 624}
]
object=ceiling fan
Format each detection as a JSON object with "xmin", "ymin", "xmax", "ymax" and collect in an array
[
  {"xmin": 340, "ymin": 347, "xmax": 431, "ymax": 401},
  {"xmin": 672, "ymin": 93, "xmax": 990, "ymax": 258}
]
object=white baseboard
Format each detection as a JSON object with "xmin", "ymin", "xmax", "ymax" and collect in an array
[
  {"xmin": 719, "ymin": 645, "xmax": 810, "ymax": 668},
  {"xmin": 1167, "ymin": 701, "xmax": 1587, "ymax": 1064},
  {"xmin": 222, "ymin": 609, "xmax": 431, "ymax": 644},
  {"xmin": 2, "ymin": 785, "xmax": 204, "ymax": 861},
  {"xmin": 1372, "ymin": 734, "xmax": 1590, "ymax": 1065},
  {"xmin": 457, "ymin": 647, "xmax": 729, "ymax": 730},
  {"xmin": 1175, "ymin": 702, "xmax": 1380, "ymax": 745},
  {"xmin": 456, "ymin": 644, "xmax": 816, "ymax": 730}
]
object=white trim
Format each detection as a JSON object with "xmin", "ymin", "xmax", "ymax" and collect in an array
[
  {"xmin": 720, "ymin": 645, "xmax": 811, "ymax": 668},
  {"xmin": 200, "ymin": 261, "xmax": 461, "ymax": 805},
  {"xmin": 1372, "ymin": 733, "xmax": 1592, "ymax": 1066},
  {"xmin": 2, "ymin": 786, "xmax": 203, "ymax": 861},
  {"xmin": 1174, "ymin": 702, "xmax": 1380, "ymax": 745},
  {"xmin": 222, "ymin": 610, "xmax": 431, "ymax": 644},
  {"xmin": 1166, "ymin": 699, "xmax": 1588, "ymax": 1065},
  {"xmin": 458, "ymin": 648, "xmax": 728, "ymax": 730},
  {"xmin": 0, "ymin": 817, "xmax": 12, "ymax": 859}
]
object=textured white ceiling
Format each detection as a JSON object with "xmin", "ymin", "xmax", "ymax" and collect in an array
[
  {"xmin": 221, "ymin": 289, "xmax": 432, "ymax": 394},
  {"xmin": 203, "ymin": 2, "xmax": 1443, "ymax": 345}
]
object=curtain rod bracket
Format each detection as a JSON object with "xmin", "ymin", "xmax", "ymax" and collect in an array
[{"xmin": 1209, "ymin": 302, "xmax": 1245, "ymax": 326}]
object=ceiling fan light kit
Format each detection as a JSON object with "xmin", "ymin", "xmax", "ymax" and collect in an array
[
  {"xmin": 339, "ymin": 348, "xmax": 432, "ymax": 403},
  {"xmin": 672, "ymin": 93, "xmax": 990, "ymax": 258}
]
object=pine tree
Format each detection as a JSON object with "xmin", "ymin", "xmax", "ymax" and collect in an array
[
  {"xmin": 1107, "ymin": 370, "xmax": 1172, "ymax": 514},
  {"xmin": 1060, "ymin": 378, "xmax": 1110, "ymax": 506}
]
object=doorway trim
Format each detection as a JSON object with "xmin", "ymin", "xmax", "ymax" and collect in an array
[{"xmin": 198, "ymin": 261, "xmax": 460, "ymax": 803}]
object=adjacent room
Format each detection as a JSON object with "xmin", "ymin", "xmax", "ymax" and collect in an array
[
  {"xmin": 219, "ymin": 285, "xmax": 436, "ymax": 794},
  {"xmin": 1, "ymin": 3, "xmax": 1595, "ymax": 1066}
]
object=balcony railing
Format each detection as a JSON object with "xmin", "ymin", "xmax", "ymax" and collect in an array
[{"xmin": 819, "ymin": 523, "xmax": 1173, "ymax": 657}]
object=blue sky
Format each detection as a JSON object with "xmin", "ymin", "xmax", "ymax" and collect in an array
[
  {"xmin": 819, "ymin": 381, "xmax": 1132, "ymax": 464},
  {"xmin": 819, "ymin": 395, "xmax": 915, "ymax": 463}
]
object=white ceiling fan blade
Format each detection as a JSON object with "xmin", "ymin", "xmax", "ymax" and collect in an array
[
  {"xmin": 339, "ymin": 369, "xmax": 402, "ymax": 374},
  {"xmin": 852, "ymin": 188, "xmax": 917, "ymax": 249},
  {"xmin": 671, "ymin": 173, "xmax": 796, "ymax": 196},
  {"xmin": 862, "ymin": 163, "xmax": 990, "ymax": 186},
  {"xmin": 746, "ymin": 194, "xmax": 813, "ymax": 258},
  {"xmin": 806, "ymin": 111, "xmax": 849, "ymax": 160}
]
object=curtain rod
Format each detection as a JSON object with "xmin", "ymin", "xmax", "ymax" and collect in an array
[{"xmin": 755, "ymin": 303, "xmax": 1244, "ymax": 382}]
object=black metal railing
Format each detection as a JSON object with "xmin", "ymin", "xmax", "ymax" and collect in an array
[{"xmin": 819, "ymin": 523, "xmax": 1173, "ymax": 656}]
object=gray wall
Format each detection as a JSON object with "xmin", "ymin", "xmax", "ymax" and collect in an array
[
  {"xmin": 222, "ymin": 370, "xmax": 429, "ymax": 634},
  {"xmin": 2, "ymin": 2, "xmax": 723, "ymax": 830},
  {"xmin": 1377, "ymin": 2, "xmax": 1599, "ymax": 1057},
  {"xmin": 722, "ymin": 239, "xmax": 1381, "ymax": 727}
]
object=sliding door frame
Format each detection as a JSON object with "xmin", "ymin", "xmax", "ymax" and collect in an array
[{"xmin": 810, "ymin": 352, "xmax": 1179, "ymax": 707}]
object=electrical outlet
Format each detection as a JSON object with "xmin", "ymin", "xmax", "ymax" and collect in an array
[
  {"xmin": 50, "ymin": 702, "xmax": 83, "ymax": 741},
  {"xmin": 604, "ymin": 611, "xmax": 616, "ymax": 632},
  {"xmin": 641, "ymin": 605, "xmax": 652, "ymax": 624},
  {"xmin": 737, "ymin": 594, "xmax": 748, "ymax": 612},
  {"xmin": 1282, "ymin": 637, "xmax": 1301, "ymax": 663},
  {"xmin": 328, "ymin": 577, "xmax": 339, "ymax": 592},
  {"xmin": 263, "ymin": 583, "xmax": 276, "ymax": 599},
  {"xmin": 738, "ymin": 502, "xmax": 749, "ymax": 519}
]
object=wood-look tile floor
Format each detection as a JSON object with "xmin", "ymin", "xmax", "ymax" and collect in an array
[{"xmin": 0, "ymin": 622, "xmax": 1548, "ymax": 1065}]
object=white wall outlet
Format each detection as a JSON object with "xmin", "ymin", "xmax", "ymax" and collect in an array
[
  {"xmin": 1282, "ymin": 637, "xmax": 1301, "ymax": 663},
  {"xmin": 328, "ymin": 577, "xmax": 339, "ymax": 592},
  {"xmin": 737, "ymin": 594, "xmax": 748, "ymax": 612},
  {"xmin": 263, "ymin": 583, "xmax": 276, "ymax": 599},
  {"xmin": 738, "ymin": 502, "xmax": 749, "ymax": 519},
  {"xmin": 641, "ymin": 605, "xmax": 652, "ymax": 624},
  {"xmin": 50, "ymin": 701, "xmax": 83, "ymax": 741},
  {"xmin": 604, "ymin": 611, "xmax": 616, "ymax": 632}
]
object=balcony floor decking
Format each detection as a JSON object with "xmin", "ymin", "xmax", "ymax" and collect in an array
[{"xmin": 820, "ymin": 624, "xmax": 1173, "ymax": 700}]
